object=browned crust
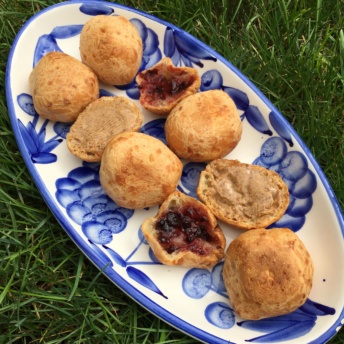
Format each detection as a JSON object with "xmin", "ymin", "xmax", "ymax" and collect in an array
[
  {"xmin": 141, "ymin": 190, "xmax": 226, "ymax": 268},
  {"xmin": 99, "ymin": 132, "xmax": 183, "ymax": 209},
  {"xmin": 66, "ymin": 96, "xmax": 143, "ymax": 162},
  {"xmin": 165, "ymin": 90, "xmax": 242, "ymax": 162},
  {"xmin": 80, "ymin": 15, "xmax": 143, "ymax": 85},
  {"xmin": 197, "ymin": 159, "xmax": 290, "ymax": 229},
  {"xmin": 222, "ymin": 228, "xmax": 314, "ymax": 320},
  {"xmin": 29, "ymin": 52, "xmax": 99, "ymax": 122}
]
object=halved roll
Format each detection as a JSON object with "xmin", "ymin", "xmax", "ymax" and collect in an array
[
  {"xmin": 66, "ymin": 96, "xmax": 142, "ymax": 162},
  {"xmin": 136, "ymin": 57, "xmax": 201, "ymax": 115},
  {"xmin": 197, "ymin": 159, "xmax": 289, "ymax": 229},
  {"xmin": 141, "ymin": 190, "xmax": 226, "ymax": 268}
]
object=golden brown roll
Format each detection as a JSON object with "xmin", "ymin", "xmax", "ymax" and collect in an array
[
  {"xmin": 222, "ymin": 228, "xmax": 314, "ymax": 320},
  {"xmin": 136, "ymin": 57, "xmax": 201, "ymax": 115},
  {"xmin": 197, "ymin": 159, "xmax": 289, "ymax": 229},
  {"xmin": 164, "ymin": 90, "xmax": 242, "ymax": 162},
  {"xmin": 66, "ymin": 96, "xmax": 142, "ymax": 162},
  {"xmin": 80, "ymin": 15, "xmax": 142, "ymax": 85},
  {"xmin": 29, "ymin": 52, "xmax": 99, "ymax": 122},
  {"xmin": 141, "ymin": 190, "xmax": 226, "ymax": 268},
  {"xmin": 99, "ymin": 132, "xmax": 183, "ymax": 209}
]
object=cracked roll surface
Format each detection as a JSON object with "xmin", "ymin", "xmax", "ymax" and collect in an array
[
  {"xmin": 164, "ymin": 90, "xmax": 242, "ymax": 162},
  {"xmin": 197, "ymin": 159, "xmax": 289, "ymax": 229},
  {"xmin": 222, "ymin": 228, "xmax": 314, "ymax": 320},
  {"xmin": 29, "ymin": 52, "xmax": 99, "ymax": 122},
  {"xmin": 80, "ymin": 15, "xmax": 142, "ymax": 85},
  {"xmin": 100, "ymin": 132, "xmax": 183, "ymax": 209}
]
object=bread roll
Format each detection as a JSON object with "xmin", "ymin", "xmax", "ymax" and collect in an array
[
  {"xmin": 165, "ymin": 90, "xmax": 242, "ymax": 162},
  {"xmin": 100, "ymin": 132, "xmax": 182, "ymax": 209},
  {"xmin": 29, "ymin": 52, "xmax": 99, "ymax": 122},
  {"xmin": 222, "ymin": 228, "xmax": 314, "ymax": 320},
  {"xmin": 136, "ymin": 57, "xmax": 201, "ymax": 115},
  {"xmin": 141, "ymin": 190, "xmax": 226, "ymax": 268},
  {"xmin": 66, "ymin": 96, "xmax": 142, "ymax": 162},
  {"xmin": 197, "ymin": 159, "xmax": 289, "ymax": 229},
  {"xmin": 80, "ymin": 15, "xmax": 142, "ymax": 85}
]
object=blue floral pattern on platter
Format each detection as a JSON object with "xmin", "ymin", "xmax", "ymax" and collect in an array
[
  {"xmin": 33, "ymin": 25, "xmax": 83, "ymax": 67},
  {"xmin": 53, "ymin": 118, "xmax": 327, "ymax": 342},
  {"xmin": 238, "ymin": 299, "xmax": 335, "ymax": 343},
  {"xmin": 164, "ymin": 27, "xmax": 217, "ymax": 67},
  {"xmin": 55, "ymin": 160, "xmax": 169, "ymax": 299},
  {"xmin": 7, "ymin": 2, "xmax": 344, "ymax": 344},
  {"xmin": 255, "ymin": 137, "xmax": 317, "ymax": 231},
  {"xmin": 182, "ymin": 264, "xmax": 335, "ymax": 342},
  {"xmin": 16, "ymin": 93, "xmax": 68, "ymax": 163}
]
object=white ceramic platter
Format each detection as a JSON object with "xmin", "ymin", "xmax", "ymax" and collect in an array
[{"xmin": 6, "ymin": 1, "xmax": 344, "ymax": 343}]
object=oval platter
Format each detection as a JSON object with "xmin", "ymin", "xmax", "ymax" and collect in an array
[{"xmin": 5, "ymin": 1, "xmax": 344, "ymax": 343}]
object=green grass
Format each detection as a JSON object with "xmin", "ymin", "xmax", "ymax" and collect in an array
[{"xmin": 1, "ymin": 0, "xmax": 344, "ymax": 343}]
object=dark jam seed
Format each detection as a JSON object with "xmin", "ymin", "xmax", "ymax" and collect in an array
[
  {"xmin": 157, "ymin": 218, "xmax": 173, "ymax": 232},
  {"xmin": 191, "ymin": 226, "xmax": 198, "ymax": 233},
  {"xmin": 156, "ymin": 86, "xmax": 166, "ymax": 95},
  {"xmin": 181, "ymin": 216, "xmax": 191, "ymax": 229},
  {"xmin": 155, "ymin": 204, "xmax": 216, "ymax": 256},
  {"xmin": 171, "ymin": 80, "xmax": 188, "ymax": 95},
  {"xmin": 167, "ymin": 246, "xmax": 177, "ymax": 254},
  {"xmin": 186, "ymin": 236, "xmax": 193, "ymax": 243},
  {"xmin": 166, "ymin": 212, "xmax": 181, "ymax": 226},
  {"xmin": 145, "ymin": 69, "xmax": 159, "ymax": 77},
  {"xmin": 164, "ymin": 224, "xmax": 173, "ymax": 232},
  {"xmin": 156, "ymin": 219, "xmax": 165, "ymax": 230}
]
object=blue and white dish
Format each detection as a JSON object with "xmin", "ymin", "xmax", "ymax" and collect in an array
[{"xmin": 6, "ymin": 1, "xmax": 344, "ymax": 343}]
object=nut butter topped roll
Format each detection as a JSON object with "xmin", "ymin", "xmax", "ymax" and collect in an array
[{"xmin": 197, "ymin": 159, "xmax": 289, "ymax": 229}]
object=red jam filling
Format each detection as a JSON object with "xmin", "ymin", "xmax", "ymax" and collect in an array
[
  {"xmin": 155, "ymin": 204, "xmax": 217, "ymax": 255},
  {"xmin": 137, "ymin": 65, "xmax": 195, "ymax": 103}
]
